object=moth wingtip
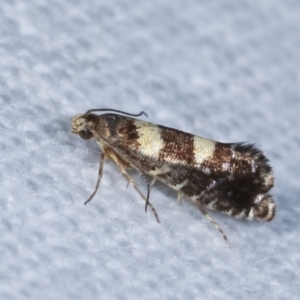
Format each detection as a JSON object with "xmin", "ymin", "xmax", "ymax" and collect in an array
[
  {"xmin": 254, "ymin": 194, "xmax": 276, "ymax": 221},
  {"xmin": 233, "ymin": 142, "xmax": 275, "ymax": 191}
]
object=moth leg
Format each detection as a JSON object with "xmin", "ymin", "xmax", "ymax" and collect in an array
[
  {"xmin": 104, "ymin": 146, "xmax": 160, "ymax": 223},
  {"xmin": 197, "ymin": 204, "xmax": 229, "ymax": 246},
  {"xmin": 177, "ymin": 193, "xmax": 183, "ymax": 204},
  {"xmin": 150, "ymin": 177, "xmax": 156, "ymax": 186},
  {"xmin": 125, "ymin": 172, "xmax": 151, "ymax": 216},
  {"xmin": 140, "ymin": 173, "xmax": 151, "ymax": 214},
  {"xmin": 145, "ymin": 177, "xmax": 156, "ymax": 211},
  {"xmin": 85, "ymin": 153, "xmax": 105, "ymax": 205},
  {"xmin": 114, "ymin": 163, "xmax": 160, "ymax": 223}
]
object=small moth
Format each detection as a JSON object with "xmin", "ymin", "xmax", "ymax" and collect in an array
[{"xmin": 71, "ymin": 108, "xmax": 275, "ymax": 244}]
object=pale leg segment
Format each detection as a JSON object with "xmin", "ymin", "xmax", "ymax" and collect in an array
[
  {"xmin": 196, "ymin": 203, "xmax": 229, "ymax": 246},
  {"xmin": 177, "ymin": 193, "xmax": 183, "ymax": 204},
  {"xmin": 150, "ymin": 178, "xmax": 156, "ymax": 186}
]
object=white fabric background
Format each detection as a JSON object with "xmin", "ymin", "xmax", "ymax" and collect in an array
[{"xmin": 1, "ymin": 1, "xmax": 299, "ymax": 299}]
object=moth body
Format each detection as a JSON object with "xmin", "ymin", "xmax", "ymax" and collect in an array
[{"xmin": 71, "ymin": 109, "xmax": 276, "ymax": 244}]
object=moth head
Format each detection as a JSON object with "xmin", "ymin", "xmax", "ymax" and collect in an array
[
  {"xmin": 71, "ymin": 109, "xmax": 148, "ymax": 141},
  {"xmin": 71, "ymin": 114, "xmax": 94, "ymax": 140}
]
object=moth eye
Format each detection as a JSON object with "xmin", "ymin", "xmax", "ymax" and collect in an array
[{"xmin": 79, "ymin": 129, "xmax": 93, "ymax": 140}]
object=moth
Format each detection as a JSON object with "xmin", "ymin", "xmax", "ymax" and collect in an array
[{"xmin": 71, "ymin": 108, "xmax": 275, "ymax": 244}]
